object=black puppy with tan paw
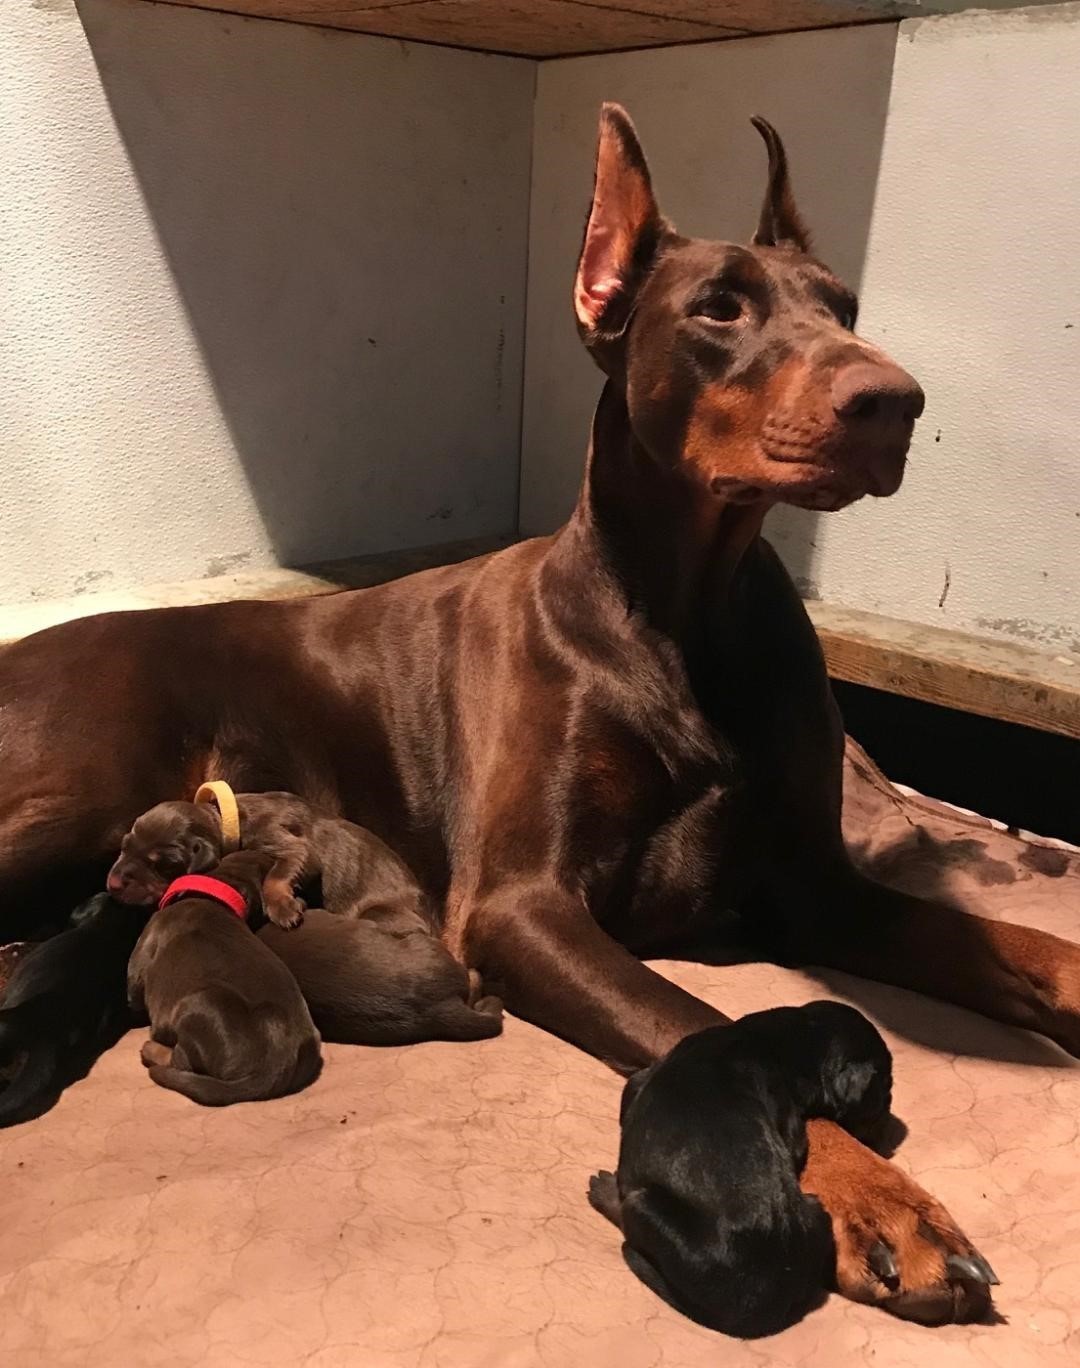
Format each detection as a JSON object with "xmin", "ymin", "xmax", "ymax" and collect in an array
[
  {"xmin": 127, "ymin": 850, "xmax": 321, "ymax": 1106},
  {"xmin": 589, "ymin": 1002, "xmax": 900, "ymax": 1339}
]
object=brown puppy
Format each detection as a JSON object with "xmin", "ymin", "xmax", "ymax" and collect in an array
[
  {"xmin": 257, "ymin": 908, "xmax": 503, "ymax": 1045},
  {"xmin": 108, "ymin": 792, "xmax": 432, "ymax": 932},
  {"xmin": 127, "ymin": 850, "xmax": 322, "ymax": 1106}
]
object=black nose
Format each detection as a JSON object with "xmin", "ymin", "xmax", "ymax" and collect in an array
[{"xmin": 831, "ymin": 361, "xmax": 925, "ymax": 427}]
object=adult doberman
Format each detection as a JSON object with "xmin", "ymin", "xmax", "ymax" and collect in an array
[{"xmin": 2, "ymin": 104, "xmax": 1076, "ymax": 1321}]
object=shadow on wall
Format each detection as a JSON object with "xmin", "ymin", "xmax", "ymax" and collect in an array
[
  {"xmin": 78, "ymin": 0, "xmax": 531, "ymax": 567},
  {"xmin": 519, "ymin": 25, "xmax": 902, "ymax": 595}
]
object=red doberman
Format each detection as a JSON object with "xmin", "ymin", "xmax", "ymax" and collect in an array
[{"xmin": 2, "ymin": 104, "xmax": 1076, "ymax": 1321}]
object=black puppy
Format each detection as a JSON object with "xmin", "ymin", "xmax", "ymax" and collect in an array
[
  {"xmin": 588, "ymin": 1002, "xmax": 893, "ymax": 1339},
  {"xmin": 0, "ymin": 895, "xmax": 148, "ymax": 1127}
]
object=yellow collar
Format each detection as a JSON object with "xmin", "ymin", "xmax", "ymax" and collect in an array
[{"xmin": 193, "ymin": 780, "xmax": 241, "ymax": 853}]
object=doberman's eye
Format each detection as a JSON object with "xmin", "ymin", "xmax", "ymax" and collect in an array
[
  {"xmin": 838, "ymin": 303, "xmax": 858, "ymax": 331},
  {"xmin": 695, "ymin": 291, "xmax": 744, "ymax": 325}
]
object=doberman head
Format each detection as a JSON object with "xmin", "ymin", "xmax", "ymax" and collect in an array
[{"xmin": 574, "ymin": 104, "xmax": 924, "ymax": 514}]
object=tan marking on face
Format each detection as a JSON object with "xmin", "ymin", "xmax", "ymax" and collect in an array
[{"xmin": 682, "ymin": 358, "xmax": 813, "ymax": 490}]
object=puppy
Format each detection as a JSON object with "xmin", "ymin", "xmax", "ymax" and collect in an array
[
  {"xmin": 257, "ymin": 908, "xmax": 504, "ymax": 1045},
  {"xmin": 0, "ymin": 895, "xmax": 148, "ymax": 1127},
  {"xmin": 588, "ymin": 1002, "xmax": 894, "ymax": 1339},
  {"xmin": 127, "ymin": 850, "xmax": 321, "ymax": 1106},
  {"xmin": 108, "ymin": 792, "xmax": 432, "ymax": 931}
]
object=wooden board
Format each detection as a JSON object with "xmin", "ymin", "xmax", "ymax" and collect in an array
[
  {"xmin": 807, "ymin": 601, "xmax": 1080, "ymax": 742},
  {"xmin": 149, "ymin": 0, "xmax": 932, "ymax": 58}
]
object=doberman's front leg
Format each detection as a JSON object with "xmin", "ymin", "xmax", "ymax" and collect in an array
[
  {"xmin": 451, "ymin": 882, "xmax": 725, "ymax": 1074},
  {"xmin": 455, "ymin": 881, "xmax": 994, "ymax": 1323},
  {"xmin": 784, "ymin": 866, "xmax": 1080, "ymax": 1057}
]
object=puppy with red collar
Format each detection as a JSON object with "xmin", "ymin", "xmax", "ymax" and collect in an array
[{"xmin": 126, "ymin": 850, "xmax": 321, "ymax": 1106}]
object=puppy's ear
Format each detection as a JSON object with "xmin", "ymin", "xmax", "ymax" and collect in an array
[
  {"xmin": 230, "ymin": 866, "xmax": 265, "ymax": 923},
  {"xmin": 188, "ymin": 836, "xmax": 219, "ymax": 872},
  {"xmin": 831, "ymin": 1057, "xmax": 874, "ymax": 1107},
  {"xmin": 826, "ymin": 1055, "xmax": 892, "ymax": 1137}
]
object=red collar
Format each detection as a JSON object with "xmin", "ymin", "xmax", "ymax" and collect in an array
[{"xmin": 159, "ymin": 874, "xmax": 249, "ymax": 920}]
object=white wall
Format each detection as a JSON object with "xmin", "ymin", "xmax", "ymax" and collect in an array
[
  {"xmin": 1, "ymin": 0, "xmax": 531, "ymax": 605},
  {"xmin": 6, "ymin": 1, "xmax": 1078, "ymax": 652},
  {"xmin": 829, "ymin": 3, "xmax": 1080, "ymax": 652},
  {"xmin": 520, "ymin": 6, "xmax": 1080, "ymax": 652}
]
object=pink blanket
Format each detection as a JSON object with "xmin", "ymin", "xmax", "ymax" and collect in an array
[{"xmin": 1, "ymin": 741, "xmax": 1078, "ymax": 1366}]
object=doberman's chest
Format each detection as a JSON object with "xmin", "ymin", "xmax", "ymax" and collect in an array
[{"xmin": 555, "ymin": 688, "xmax": 765, "ymax": 949}]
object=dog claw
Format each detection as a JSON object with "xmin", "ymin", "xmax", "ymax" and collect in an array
[
  {"xmin": 867, "ymin": 1240, "xmax": 900, "ymax": 1290},
  {"xmin": 946, "ymin": 1253, "xmax": 999, "ymax": 1286}
]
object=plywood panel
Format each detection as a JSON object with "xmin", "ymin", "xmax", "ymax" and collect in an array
[
  {"xmin": 568, "ymin": 0, "xmax": 909, "ymax": 30},
  {"xmin": 163, "ymin": 0, "xmax": 736, "ymax": 54},
  {"xmin": 148, "ymin": 1, "xmax": 1053, "ymax": 56},
  {"xmin": 147, "ymin": 0, "xmax": 934, "ymax": 56},
  {"xmin": 320, "ymin": 0, "xmax": 740, "ymax": 54}
]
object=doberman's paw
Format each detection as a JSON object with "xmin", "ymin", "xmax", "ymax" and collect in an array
[
  {"xmin": 837, "ymin": 1195, "xmax": 996, "ymax": 1324},
  {"xmin": 803, "ymin": 1122, "xmax": 996, "ymax": 1325}
]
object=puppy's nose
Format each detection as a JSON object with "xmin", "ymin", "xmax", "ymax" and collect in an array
[
  {"xmin": 831, "ymin": 361, "xmax": 925, "ymax": 427},
  {"xmin": 106, "ymin": 871, "xmax": 126, "ymax": 895}
]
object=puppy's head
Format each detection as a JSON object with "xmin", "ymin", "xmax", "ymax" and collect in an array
[
  {"xmin": 800, "ymin": 1001, "xmax": 894, "ymax": 1144},
  {"xmin": 106, "ymin": 801, "xmax": 224, "ymax": 906}
]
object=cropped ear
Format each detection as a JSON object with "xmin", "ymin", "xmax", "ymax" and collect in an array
[
  {"xmin": 750, "ymin": 116, "xmax": 812, "ymax": 254},
  {"xmin": 574, "ymin": 103, "xmax": 666, "ymax": 345},
  {"xmin": 188, "ymin": 836, "xmax": 218, "ymax": 873}
]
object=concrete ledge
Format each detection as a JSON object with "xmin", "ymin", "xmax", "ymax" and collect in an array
[{"xmin": 0, "ymin": 536, "xmax": 512, "ymax": 645}]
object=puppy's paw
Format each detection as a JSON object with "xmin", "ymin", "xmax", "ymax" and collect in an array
[
  {"xmin": 267, "ymin": 895, "xmax": 305, "ymax": 930},
  {"xmin": 588, "ymin": 1170, "xmax": 623, "ymax": 1228},
  {"xmin": 140, "ymin": 1038, "xmax": 173, "ymax": 1069},
  {"xmin": 474, "ymin": 994, "xmax": 503, "ymax": 1020}
]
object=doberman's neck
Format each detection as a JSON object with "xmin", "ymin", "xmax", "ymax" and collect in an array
[{"xmin": 556, "ymin": 380, "xmax": 768, "ymax": 641}]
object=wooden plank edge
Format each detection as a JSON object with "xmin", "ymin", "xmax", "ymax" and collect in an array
[{"xmin": 806, "ymin": 601, "xmax": 1080, "ymax": 742}]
